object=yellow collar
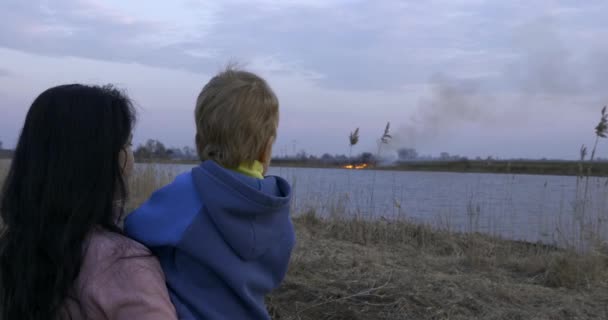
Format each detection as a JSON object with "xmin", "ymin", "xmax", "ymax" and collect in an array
[{"xmin": 232, "ymin": 160, "xmax": 264, "ymax": 179}]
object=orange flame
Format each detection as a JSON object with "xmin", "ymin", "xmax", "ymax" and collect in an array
[{"xmin": 342, "ymin": 163, "xmax": 369, "ymax": 170}]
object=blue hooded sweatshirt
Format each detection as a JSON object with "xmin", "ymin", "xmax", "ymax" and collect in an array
[{"xmin": 124, "ymin": 160, "xmax": 295, "ymax": 320}]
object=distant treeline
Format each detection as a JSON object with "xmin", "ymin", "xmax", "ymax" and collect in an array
[
  {"xmin": 102, "ymin": 138, "xmax": 608, "ymax": 176},
  {"xmin": 272, "ymin": 158, "xmax": 608, "ymax": 177},
  {"xmin": 134, "ymin": 139, "xmax": 198, "ymax": 161},
  {"xmin": 383, "ymin": 159, "xmax": 608, "ymax": 177}
]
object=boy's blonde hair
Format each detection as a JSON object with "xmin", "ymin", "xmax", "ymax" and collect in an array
[{"xmin": 195, "ymin": 67, "xmax": 279, "ymax": 168}]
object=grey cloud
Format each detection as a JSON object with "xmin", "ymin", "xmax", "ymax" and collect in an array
[
  {"xmin": 0, "ymin": 68, "xmax": 12, "ymax": 77},
  {"xmin": 0, "ymin": 0, "xmax": 218, "ymax": 74},
  {"xmin": 0, "ymin": 0, "xmax": 513, "ymax": 90},
  {"xmin": 503, "ymin": 16, "xmax": 608, "ymax": 96},
  {"xmin": 196, "ymin": 1, "xmax": 502, "ymax": 90},
  {"xmin": 192, "ymin": 0, "xmax": 608, "ymax": 92},
  {"xmin": 1, "ymin": 0, "xmax": 607, "ymax": 94}
]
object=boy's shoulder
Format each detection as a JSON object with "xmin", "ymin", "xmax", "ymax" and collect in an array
[
  {"xmin": 152, "ymin": 171, "xmax": 197, "ymax": 200},
  {"xmin": 125, "ymin": 170, "xmax": 202, "ymax": 247}
]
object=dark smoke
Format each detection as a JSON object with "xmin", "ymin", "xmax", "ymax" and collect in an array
[{"xmin": 390, "ymin": 74, "xmax": 497, "ymax": 150}]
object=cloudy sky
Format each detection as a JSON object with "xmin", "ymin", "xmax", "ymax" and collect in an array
[{"xmin": 1, "ymin": 0, "xmax": 607, "ymax": 159}]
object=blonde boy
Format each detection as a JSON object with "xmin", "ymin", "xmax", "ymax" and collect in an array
[{"xmin": 126, "ymin": 67, "xmax": 295, "ymax": 320}]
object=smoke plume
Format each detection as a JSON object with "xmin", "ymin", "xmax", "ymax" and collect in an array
[{"xmin": 390, "ymin": 17, "xmax": 608, "ymax": 152}]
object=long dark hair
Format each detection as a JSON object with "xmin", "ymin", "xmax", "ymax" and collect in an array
[{"xmin": 0, "ymin": 84, "xmax": 136, "ymax": 319}]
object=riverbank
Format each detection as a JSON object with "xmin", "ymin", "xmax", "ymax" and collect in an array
[
  {"xmin": 269, "ymin": 213, "xmax": 608, "ymax": 319},
  {"xmin": 273, "ymin": 159, "xmax": 608, "ymax": 177},
  {"xmin": 133, "ymin": 158, "xmax": 608, "ymax": 177},
  {"xmin": 5, "ymin": 156, "xmax": 606, "ymax": 176}
]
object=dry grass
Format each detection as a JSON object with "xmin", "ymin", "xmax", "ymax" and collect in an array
[
  {"xmin": 1, "ymin": 160, "xmax": 608, "ymax": 319},
  {"xmin": 0, "ymin": 160, "xmax": 174, "ymax": 213},
  {"xmin": 126, "ymin": 164, "xmax": 175, "ymax": 211},
  {"xmin": 269, "ymin": 212, "xmax": 608, "ymax": 319},
  {"xmin": 0, "ymin": 159, "xmax": 9, "ymax": 187}
]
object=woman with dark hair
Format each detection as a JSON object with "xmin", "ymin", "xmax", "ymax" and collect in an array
[{"xmin": 0, "ymin": 84, "xmax": 177, "ymax": 320}]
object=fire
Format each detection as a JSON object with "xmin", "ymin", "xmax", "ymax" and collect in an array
[{"xmin": 342, "ymin": 163, "xmax": 369, "ymax": 170}]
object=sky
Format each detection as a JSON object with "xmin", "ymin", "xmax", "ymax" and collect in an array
[{"xmin": 1, "ymin": 0, "xmax": 607, "ymax": 159}]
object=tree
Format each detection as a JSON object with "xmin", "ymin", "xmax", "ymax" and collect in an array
[
  {"xmin": 296, "ymin": 150, "xmax": 308, "ymax": 161},
  {"xmin": 397, "ymin": 148, "xmax": 418, "ymax": 161},
  {"xmin": 0, "ymin": 140, "xmax": 3, "ymax": 150},
  {"xmin": 440, "ymin": 152, "xmax": 450, "ymax": 160},
  {"xmin": 134, "ymin": 145, "xmax": 151, "ymax": 159},
  {"xmin": 360, "ymin": 152, "xmax": 375, "ymax": 164},
  {"xmin": 146, "ymin": 139, "xmax": 167, "ymax": 158},
  {"xmin": 134, "ymin": 139, "xmax": 170, "ymax": 160},
  {"xmin": 321, "ymin": 153, "xmax": 334, "ymax": 163},
  {"xmin": 168, "ymin": 148, "xmax": 184, "ymax": 159},
  {"xmin": 182, "ymin": 146, "xmax": 197, "ymax": 160},
  {"xmin": 335, "ymin": 154, "xmax": 348, "ymax": 162}
]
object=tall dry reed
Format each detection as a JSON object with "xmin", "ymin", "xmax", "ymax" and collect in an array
[{"xmin": 570, "ymin": 106, "xmax": 608, "ymax": 252}]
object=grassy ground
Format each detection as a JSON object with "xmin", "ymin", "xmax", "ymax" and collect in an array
[
  {"xmin": 270, "ymin": 213, "xmax": 608, "ymax": 319},
  {"xmin": 2, "ymin": 160, "xmax": 608, "ymax": 319},
  {"xmin": 0, "ymin": 159, "xmax": 8, "ymax": 186}
]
